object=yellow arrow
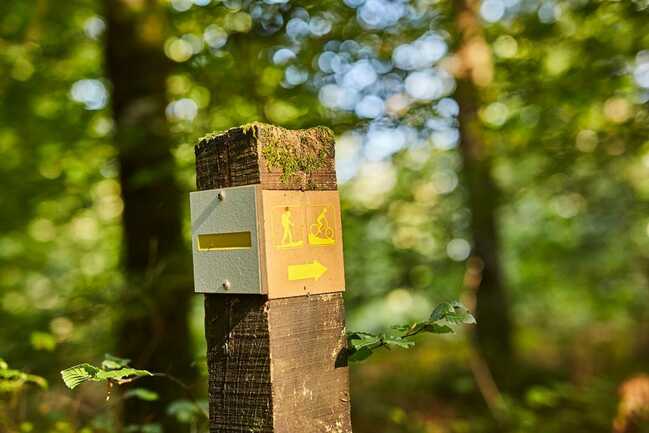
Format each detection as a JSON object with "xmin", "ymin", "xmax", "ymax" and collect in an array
[{"xmin": 288, "ymin": 260, "xmax": 328, "ymax": 281}]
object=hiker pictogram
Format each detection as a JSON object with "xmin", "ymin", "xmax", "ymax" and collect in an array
[
  {"xmin": 308, "ymin": 206, "xmax": 335, "ymax": 246},
  {"xmin": 277, "ymin": 207, "xmax": 303, "ymax": 249}
]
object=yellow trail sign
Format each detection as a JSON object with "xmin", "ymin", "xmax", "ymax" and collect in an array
[
  {"xmin": 262, "ymin": 189, "xmax": 345, "ymax": 298},
  {"xmin": 288, "ymin": 260, "xmax": 328, "ymax": 281}
]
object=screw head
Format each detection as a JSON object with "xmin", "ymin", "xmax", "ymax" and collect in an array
[{"xmin": 222, "ymin": 280, "xmax": 231, "ymax": 290}]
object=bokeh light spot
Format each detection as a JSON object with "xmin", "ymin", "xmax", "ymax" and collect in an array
[
  {"xmin": 273, "ymin": 48, "xmax": 296, "ymax": 65},
  {"xmin": 494, "ymin": 35, "xmax": 518, "ymax": 58},
  {"xmin": 480, "ymin": 102, "xmax": 509, "ymax": 127},
  {"xmin": 603, "ymin": 97, "xmax": 632, "ymax": 124},
  {"xmin": 204, "ymin": 25, "xmax": 228, "ymax": 50},
  {"xmin": 480, "ymin": 0, "xmax": 505, "ymax": 23},
  {"xmin": 70, "ymin": 79, "xmax": 108, "ymax": 110},
  {"xmin": 576, "ymin": 130, "xmax": 598, "ymax": 152},
  {"xmin": 171, "ymin": 0, "xmax": 193, "ymax": 12},
  {"xmin": 166, "ymin": 98, "xmax": 198, "ymax": 121},
  {"xmin": 405, "ymin": 70, "xmax": 443, "ymax": 101},
  {"xmin": 84, "ymin": 16, "xmax": 106, "ymax": 40},
  {"xmin": 165, "ymin": 37, "xmax": 193, "ymax": 62},
  {"xmin": 284, "ymin": 65, "xmax": 308, "ymax": 86},
  {"xmin": 634, "ymin": 51, "xmax": 649, "ymax": 88},
  {"xmin": 447, "ymin": 239, "xmax": 471, "ymax": 261},
  {"xmin": 355, "ymin": 95, "xmax": 385, "ymax": 119}
]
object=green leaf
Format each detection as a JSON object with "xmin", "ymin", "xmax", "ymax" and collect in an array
[
  {"xmin": 96, "ymin": 368, "xmax": 153, "ymax": 384},
  {"xmin": 0, "ymin": 362, "xmax": 48, "ymax": 393},
  {"xmin": 429, "ymin": 301, "xmax": 476, "ymax": 325},
  {"xmin": 0, "ymin": 358, "xmax": 7, "ymax": 370},
  {"xmin": 446, "ymin": 302, "xmax": 477, "ymax": 325},
  {"xmin": 347, "ymin": 331, "xmax": 376, "ymax": 340},
  {"xmin": 30, "ymin": 332, "xmax": 57, "ymax": 352},
  {"xmin": 167, "ymin": 400, "xmax": 202, "ymax": 424},
  {"xmin": 125, "ymin": 424, "xmax": 162, "ymax": 433},
  {"xmin": 390, "ymin": 324, "xmax": 412, "ymax": 332},
  {"xmin": 24, "ymin": 373, "xmax": 48, "ymax": 389},
  {"xmin": 60, "ymin": 364, "xmax": 101, "ymax": 389},
  {"xmin": 347, "ymin": 347, "xmax": 373, "ymax": 363},
  {"xmin": 102, "ymin": 354, "xmax": 131, "ymax": 370},
  {"xmin": 61, "ymin": 359, "xmax": 153, "ymax": 390},
  {"xmin": 347, "ymin": 332, "xmax": 381, "ymax": 350},
  {"xmin": 382, "ymin": 336, "xmax": 415, "ymax": 350},
  {"xmin": 430, "ymin": 302, "xmax": 454, "ymax": 321},
  {"xmin": 422, "ymin": 323, "xmax": 454, "ymax": 334},
  {"xmin": 124, "ymin": 388, "xmax": 159, "ymax": 401}
]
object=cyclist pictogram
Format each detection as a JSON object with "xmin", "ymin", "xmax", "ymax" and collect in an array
[{"xmin": 308, "ymin": 206, "xmax": 335, "ymax": 246}]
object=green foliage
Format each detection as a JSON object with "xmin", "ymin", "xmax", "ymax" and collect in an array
[
  {"xmin": 347, "ymin": 302, "xmax": 475, "ymax": 362},
  {"xmin": 29, "ymin": 332, "xmax": 57, "ymax": 352},
  {"xmin": 124, "ymin": 424, "xmax": 162, "ymax": 433},
  {"xmin": 124, "ymin": 388, "xmax": 160, "ymax": 402},
  {"xmin": 101, "ymin": 354, "xmax": 131, "ymax": 370},
  {"xmin": 60, "ymin": 354, "xmax": 152, "ymax": 390},
  {"xmin": 0, "ymin": 358, "xmax": 47, "ymax": 393},
  {"xmin": 166, "ymin": 399, "xmax": 209, "ymax": 424}
]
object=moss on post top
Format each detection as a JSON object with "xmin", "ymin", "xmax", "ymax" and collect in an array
[{"xmin": 195, "ymin": 122, "xmax": 338, "ymax": 191}]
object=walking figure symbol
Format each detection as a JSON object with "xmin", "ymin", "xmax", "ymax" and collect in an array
[
  {"xmin": 309, "ymin": 207, "xmax": 335, "ymax": 246},
  {"xmin": 279, "ymin": 208, "xmax": 303, "ymax": 249}
]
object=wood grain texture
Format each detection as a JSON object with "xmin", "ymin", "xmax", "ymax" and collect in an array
[
  {"xmin": 197, "ymin": 123, "xmax": 352, "ymax": 433},
  {"xmin": 205, "ymin": 295, "xmax": 273, "ymax": 433},
  {"xmin": 269, "ymin": 294, "xmax": 351, "ymax": 433}
]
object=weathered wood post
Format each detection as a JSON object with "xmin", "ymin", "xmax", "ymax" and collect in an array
[{"xmin": 190, "ymin": 122, "xmax": 352, "ymax": 433}]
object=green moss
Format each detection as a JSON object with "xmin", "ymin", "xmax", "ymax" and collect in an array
[
  {"xmin": 240, "ymin": 121, "xmax": 262, "ymax": 138},
  {"xmin": 197, "ymin": 131, "xmax": 222, "ymax": 143},
  {"xmin": 260, "ymin": 125, "xmax": 333, "ymax": 184},
  {"xmin": 198, "ymin": 122, "xmax": 335, "ymax": 185},
  {"xmin": 198, "ymin": 121, "xmax": 263, "ymax": 144}
]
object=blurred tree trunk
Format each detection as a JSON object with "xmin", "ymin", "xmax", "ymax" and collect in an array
[
  {"xmin": 104, "ymin": 0, "xmax": 194, "ymax": 429},
  {"xmin": 452, "ymin": 0, "xmax": 514, "ymax": 387}
]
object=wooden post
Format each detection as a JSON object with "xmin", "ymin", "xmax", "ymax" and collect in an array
[{"xmin": 194, "ymin": 123, "xmax": 352, "ymax": 433}]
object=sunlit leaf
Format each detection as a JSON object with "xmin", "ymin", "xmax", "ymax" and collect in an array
[
  {"xmin": 96, "ymin": 368, "xmax": 153, "ymax": 384},
  {"xmin": 61, "ymin": 362, "xmax": 152, "ymax": 389},
  {"xmin": 60, "ymin": 364, "xmax": 101, "ymax": 389}
]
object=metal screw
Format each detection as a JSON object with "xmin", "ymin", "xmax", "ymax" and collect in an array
[
  {"xmin": 222, "ymin": 280, "xmax": 231, "ymax": 290},
  {"xmin": 217, "ymin": 191, "xmax": 225, "ymax": 201}
]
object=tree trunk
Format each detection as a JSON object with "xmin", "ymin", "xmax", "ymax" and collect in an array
[
  {"xmin": 104, "ymin": 1, "xmax": 195, "ymax": 429},
  {"xmin": 452, "ymin": 0, "xmax": 514, "ymax": 387}
]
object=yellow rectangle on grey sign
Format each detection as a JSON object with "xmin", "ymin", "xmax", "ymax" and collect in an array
[{"xmin": 197, "ymin": 232, "xmax": 252, "ymax": 251}]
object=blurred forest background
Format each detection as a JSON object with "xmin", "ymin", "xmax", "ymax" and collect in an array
[{"xmin": 2, "ymin": 0, "xmax": 649, "ymax": 432}]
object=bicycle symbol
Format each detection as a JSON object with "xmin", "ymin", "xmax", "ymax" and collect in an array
[{"xmin": 308, "ymin": 207, "xmax": 335, "ymax": 246}]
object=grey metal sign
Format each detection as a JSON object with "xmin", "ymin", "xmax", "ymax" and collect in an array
[{"xmin": 190, "ymin": 185, "xmax": 261, "ymax": 294}]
